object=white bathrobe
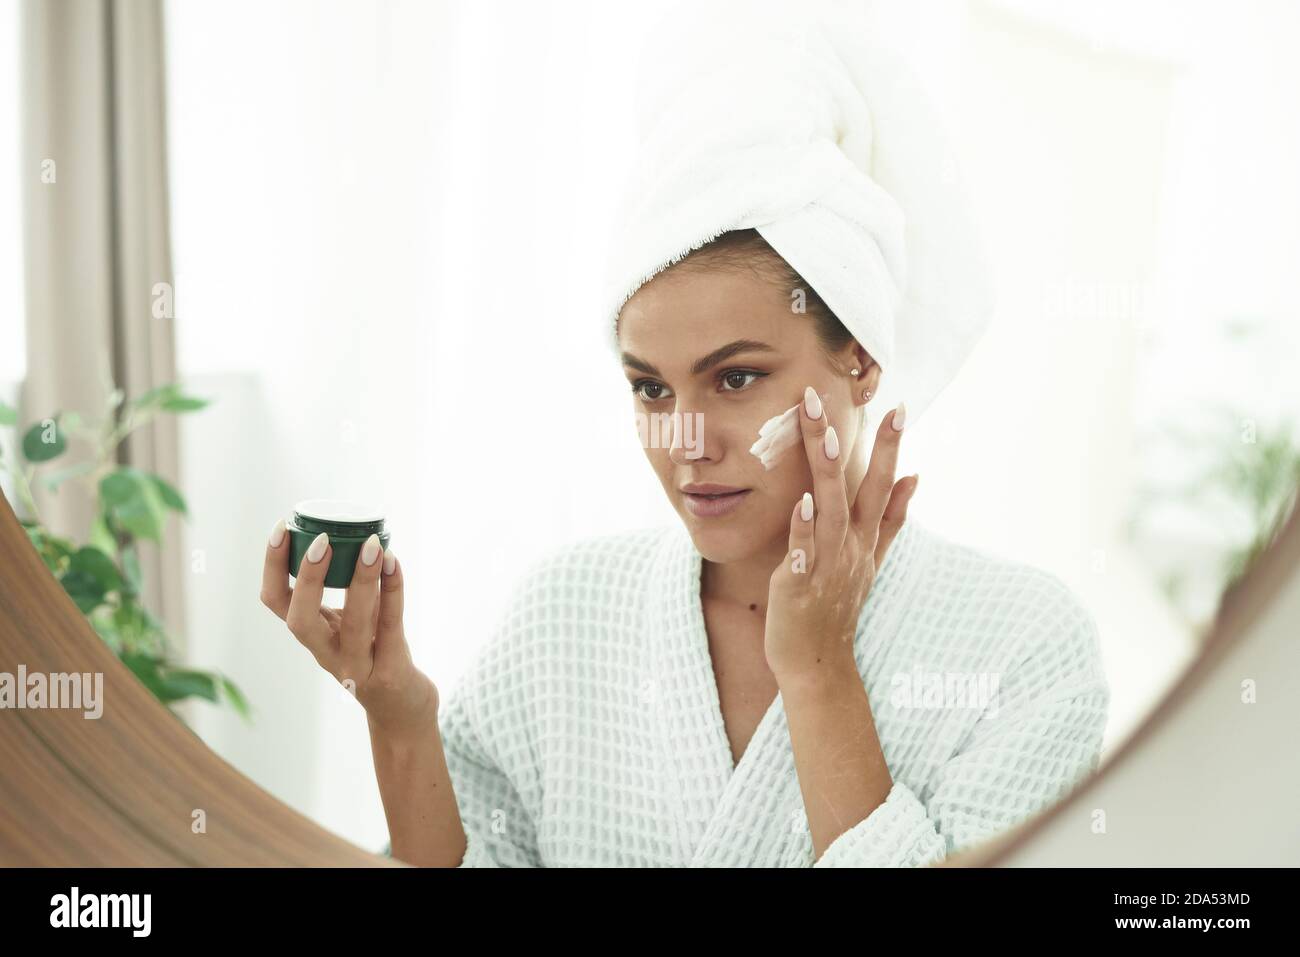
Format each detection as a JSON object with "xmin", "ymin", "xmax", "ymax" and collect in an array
[{"xmin": 438, "ymin": 518, "xmax": 1109, "ymax": 867}]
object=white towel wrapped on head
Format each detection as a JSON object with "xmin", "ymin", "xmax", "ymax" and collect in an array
[{"xmin": 601, "ymin": 0, "xmax": 995, "ymax": 428}]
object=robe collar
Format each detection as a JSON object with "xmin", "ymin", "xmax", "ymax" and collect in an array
[{"xmin": 647, "ymin": 518, "xmax": 923, "ymax": 866}]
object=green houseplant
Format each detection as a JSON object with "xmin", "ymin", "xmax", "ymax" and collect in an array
[
  {"xmin": 1127, "ymin": 405, "xmax": 1300, "ymax": 633},
  {"xmin": 0, "ymin": 383, "xmax": 249, "ymax": 721}
]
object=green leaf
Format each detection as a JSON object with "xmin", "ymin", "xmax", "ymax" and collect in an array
[
  {"xmin": 89, "ymin": 513, "xmax": 118, "ymax": 558},
  {"xmin": 121, "ymin": 651, "xmax": 165, "ymax": 696},
  {"xmin": 89, "ymin": 610, "xmax": 123, "ymax": 653},
  {"xmin": 0, "ymin": 401, "xmax": 15, "ymax": 426},
  {"xmin": 48, "ymin": 537, "xmax": 77, "ymax": 566},
  {"xmin": 127, "ymin": 383, "xmax": 210, "ymax": 415},
  {"xmin": 68, "ymin": 546, "xmax": 122, "ymax": 593},
  {"xmin": 21, "ymin": 416, "xmax": 67, "ymax": 463},
  {"xmin": 156, "ymin": 669, "xmax": 219, "ymax": 703},
  {"xmin": 128, "ymin": 384, "xmax": 176, "ymax": 410},
  {"xmin": 100, "ymin": 469, "xmax": 139, "ymax": 508},
  {"xmin": 122, "ymin": 652, "xmax": 220, "ymax": 704},
  {"xmin": 146, "ymin": 473, "xmax": 188, "ymax": 515},
  {"xmin": 137, "ymin": 603, "xmax": 168, "ymax": 647},
  {"xmin": 59, "ymin": 568, "xmax": 107, "ymax": 614},
  {"xmin": 100, "ymin": 468, "xmax": 166, "ymax": 542},
  {"xmin": 26, "ymin": 525, "xmax": 76, "ymax": 575},
  {"xmin": 159, "ymin": 395, "xmax": 210, "ymax": 413},
  {"xmin": 219, "ymin": 675, "xmax": 252, "ymax": 720},
  {"xmin": 112, "ymin": 601, "xmax": 150, "ymax": 647}
]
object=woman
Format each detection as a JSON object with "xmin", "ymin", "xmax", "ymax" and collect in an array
[{"xmin": 259, "ymin": 4, "xmax": 1109, "ymax": 867}]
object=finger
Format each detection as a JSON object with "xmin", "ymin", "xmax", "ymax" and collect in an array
[
  {"xmin": 797, "ymin": 385, "xmax": 849, "ymax": 558},
  {"xmin": 339, "ymin": 533, "xmax": 385, "ymax": 683},
  {"xmin": 875, "ymin": 474, "xmax": 918, "ymax": 568},
  {"xmin": 260, "ymin": 518, "xmax": 293, "ymax": 619},
  {"xmin": 852, "ymin": 402, "xmax": 906, "ymax": 542},
  {"xmin": 783, "ymin": 492, "xmax": 816, "ymax": 581},
  {"xmin": 373, "ymin": 548, "xmax": 406, "ymax": 674},
  {"xmin": 285, "ymin": 531, "xmax": 335, "ymax": 662}
]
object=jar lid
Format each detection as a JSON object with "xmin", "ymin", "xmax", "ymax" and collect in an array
[{"xmin": 292, "ymin": 498, "xmax": 386, "ymax": 523}]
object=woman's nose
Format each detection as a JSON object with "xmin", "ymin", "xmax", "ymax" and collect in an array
[{"xmin": 667, "ymin": 408, "xmax": 710, "ymax": 466}]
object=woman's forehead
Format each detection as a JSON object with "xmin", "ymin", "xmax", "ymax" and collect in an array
[{"xmin": 618, "ymin": 270, "xmax": 801, "ymax": 356}]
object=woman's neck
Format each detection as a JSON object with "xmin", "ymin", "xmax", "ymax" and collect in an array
[{"xmin": 700, "ymin": 536, "xmax": 790, "ymax": 614}]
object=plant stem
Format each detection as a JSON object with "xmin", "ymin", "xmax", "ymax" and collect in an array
[{"xmin": 13, "ymin": 462, "xmax": 42, "ymax": 525}]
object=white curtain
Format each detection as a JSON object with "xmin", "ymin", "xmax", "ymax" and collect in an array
[{"xmin": 20, "ymin": 0, "xmax": 186, "ymax": 647}]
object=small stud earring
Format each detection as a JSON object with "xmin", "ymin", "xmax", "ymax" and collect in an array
[
  {"xmin": 849, "ymin": 368, "xmax": 860, "ymax": 377},
  {"xmin": 862, "ymin": 389, "xmax": 872, "ymax": 400}
]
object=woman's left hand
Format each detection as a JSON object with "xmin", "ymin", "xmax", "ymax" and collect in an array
[{"xmin": 764, "ymin": 386, "xmax": 917, "ymax": 686}]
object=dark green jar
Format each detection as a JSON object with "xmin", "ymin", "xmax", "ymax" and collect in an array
[{"xmin": 286, "ymin": 499, "xmax": 391, "ymax": 588}]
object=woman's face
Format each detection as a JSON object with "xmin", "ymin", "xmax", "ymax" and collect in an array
[{"xmin": 618, "ymin": 266, "xmax": 865, "ymax": 564}]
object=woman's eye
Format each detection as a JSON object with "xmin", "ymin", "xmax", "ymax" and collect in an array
[
  {"xmin": 720, "ymin": 370, "xmax": 767, "ymax": 392},
  {"xmin": 630, "ymin": 370, "xmax": 767, "ymax": 401},
  {"xmin": 631, "ymin": 380, "xmax": 673, "ymax": 402}
]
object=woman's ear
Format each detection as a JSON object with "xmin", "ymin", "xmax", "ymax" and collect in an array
[{"xmin": 845, "ymin": 343, "xmax": 881, "ymax": 408}]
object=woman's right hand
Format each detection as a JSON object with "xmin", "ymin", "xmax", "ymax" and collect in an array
[{"xmin": 260, "ymin": 520, "xmax": 439, "ymax": 742}]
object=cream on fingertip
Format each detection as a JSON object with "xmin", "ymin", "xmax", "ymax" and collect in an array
[{"xmin": 750, "ymin": 392, "xmax": 832, "ymax": 470}]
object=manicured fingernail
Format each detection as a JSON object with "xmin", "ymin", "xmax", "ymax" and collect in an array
[
  {"xmin": 361, "ymin": 533, "xmax": 381, "ymax": 566},
  {"xmin": 800, "ymin": 491, "xmax": 813, "ymax": 522},
  {"xmin": 804, "ymin": 386, "xmax": 822, "ymax": 419},
  {"xmin": 891, "ymin": 402, "xmax": 907, "ymax": 431},
  {"xmin": 306, "ymin": 532, "xmax": 329, "ymax": 563},
  {"xmin": 382, "ymin": 548, "xmax": 397, "ymax": 576},
  {"xmin": 268, "ymin": 518, "xmax": 286, "ymax": 548},
  {"xmin": 824, "ymin": 424, "xmax": 839, "ymax": 460}
]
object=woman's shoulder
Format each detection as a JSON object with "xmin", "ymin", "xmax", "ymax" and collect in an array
[
  {"xmin": 905, "ymin": 520, "xmax": 1089, "ymax": 610},
  {"xmin": 514, "ymin": 522, "xmax": 681, "ymax": 582},
  {"xmin": 902, "ymin": 520, "xmax": 1107, "ymax": 690},
  {"xmin": 456, "ymin": 525, "xmax": 680, "ymax": 709},
  {"xmin": 506, "ymin": 524, "xmax": 680, "ymax": 599},
  {"xmin": 473, "ymin": 525, "xmax": 679, "ymax": 651}
]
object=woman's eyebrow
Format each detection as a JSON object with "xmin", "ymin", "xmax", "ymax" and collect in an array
[{"xmin": 621, "ymin": 339, "xmax": 776, "ymax": 378}]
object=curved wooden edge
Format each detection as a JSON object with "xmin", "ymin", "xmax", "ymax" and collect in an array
[
  {"xmin": 0, "ymin": 489, "xmax": 400, "ymax": 866},
  {"xmin": 941, "ymin": 491, "xmax": 1300, "ymax": 867}
]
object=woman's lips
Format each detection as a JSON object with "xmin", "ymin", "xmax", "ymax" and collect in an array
[{"xmin": 682, "ymin": 489, "xmax": 752, "ymax": 518}]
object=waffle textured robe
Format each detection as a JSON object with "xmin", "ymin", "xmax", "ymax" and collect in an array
[{"xmin": 438, "ymin": 519, "xmax": 1109, "ymax": 867}]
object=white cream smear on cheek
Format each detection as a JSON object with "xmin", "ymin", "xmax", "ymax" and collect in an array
[{"xmin": 749, "ymin": 392, "xmax": 829, "ymax": 470}]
